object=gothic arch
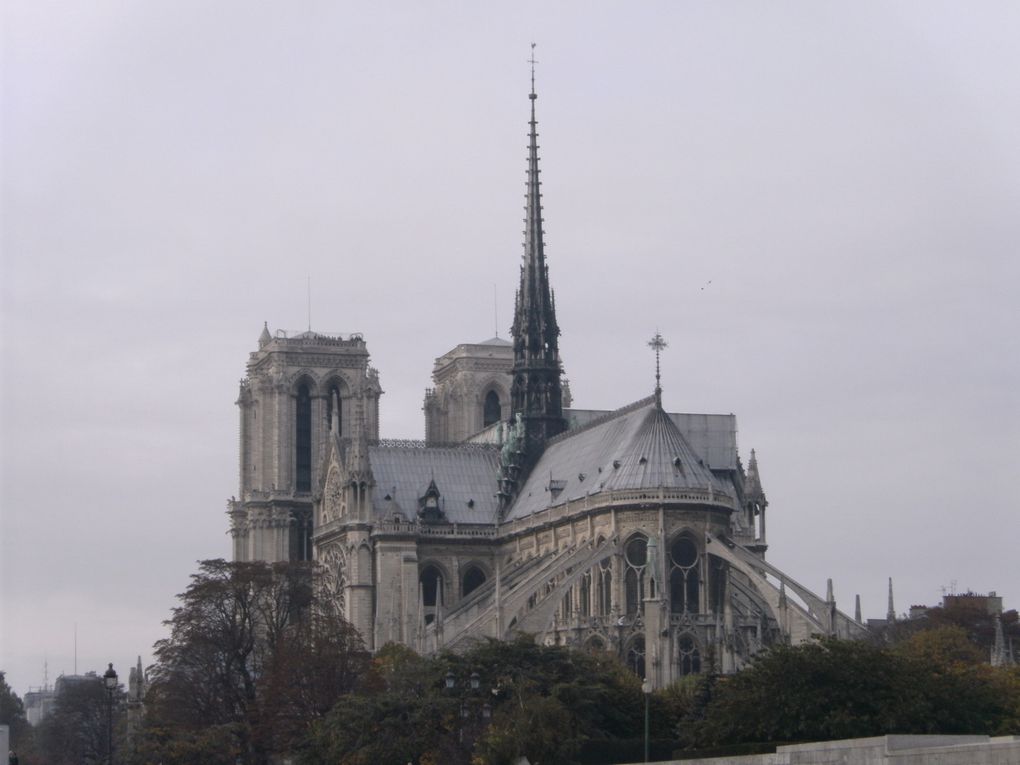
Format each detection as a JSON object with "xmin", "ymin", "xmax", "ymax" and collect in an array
[
  {"xmin": 676, "ymin": 632, "xmax": 702, "ymax": 676},
  {"xmin": 668, "ymin": 531, "xmax": 701, "ymax": 615},
  {"xmin": 323, "ymin": 375, "xmax": 351, "ymax": 435},
  {"xmin": 461, "ymin": 562, "xmax": 488, "ymax": 598},
  {"xmin": 288, "ymin": 370, "xmax": 320, "ymax": 395},
  {"xmin": 477, "ymin": 379, "xmax": 510, "ymax": 428},
  {"xmin": 294, "ymin": 377, "xmax": 316, "ymax": 492},
  {"xmin": 419, "ymin": 561, "xmax": 451, "ymax": 612},
  {"xmin": 623, "ymin": 533, "xmax": 648, "ymax": 615},
  {"xmin": 625, "ymin": 635, "xmax": 646, "ymax": 678}
]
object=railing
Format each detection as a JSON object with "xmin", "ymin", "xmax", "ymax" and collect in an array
[
  {"xmin": 501, "ymin": 485, "xmax": 734, "ymax": 536},
  {"xmin": 372, "ymin": 521, "xmax": 499, "ymax": 539}
]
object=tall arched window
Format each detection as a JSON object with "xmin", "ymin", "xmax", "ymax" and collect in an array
[
  {"xmin": 677, "ymin": 634, "xmax": 701, "ymax": 676},
  {"xmin": 670, "ymin": 535, "xmax": 700, "ymax": 614},
  {"xmin": 420, "ymin": 565, "xmax": 443, "ymax": 625},
  {"xmin": 326, "ymin": 383, "xmax": 343, "ymax": 435},
  {"xmin": 624, "ymin": 536, "xmax": 648, "ymax": 615},
  {"xmin": 462, "ymin": 565, "xmax": 486, "ymax": 598},
  {"xmin": 597, "ymin": 556, "xmax": 612, "ymax": 615},
  {"xmin": 483, "ymin": 390, "xmax": 501, "ymax": 427},
  {"xmin": 579, "ymin": 570, "xmax": 591, "ymax": 618},
  {"xmin": 295, "ymin": 383, "xmax": 312, "ymax": 492},
  {"xmin": 626, "ymin": 636, "xmax": 646, "ymax": 678}
]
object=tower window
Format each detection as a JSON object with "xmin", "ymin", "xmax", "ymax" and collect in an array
[
  {"xmin": 296, "ymin": 384, "xmax": 312, "ymax": 492},
  {"xmin": 483, "ymin": 390, "xmax": 501, "ymax": 427},
  {"xmin": 327, "ymin": 384, "xmax": 343, "ymax": 435}
]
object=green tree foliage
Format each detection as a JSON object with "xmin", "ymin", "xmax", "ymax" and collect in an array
[
  {"xmin": 34, "ymin": 675, "xmax": 116, "ymax": 765},
  {"xmin": 688, "ymin": 637, "xmax": 1016, "ymax": 748},
  {"xmin": 0, "ymin": 672, "xmax": 33, "ymax": 758},
  {"xmin": 302, "ymin": 636, "xmax": 653, "ymax": 765},
  {"xmin": 136, "ymin": 559, "xmax": 369, "ymax": 765}
]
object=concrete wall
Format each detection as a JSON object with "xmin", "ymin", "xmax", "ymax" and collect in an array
[{"xmin": 636, "ymin": 735, "xmax": 1020, "ymax": 765}]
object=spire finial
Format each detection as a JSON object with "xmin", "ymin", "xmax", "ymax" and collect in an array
[
  {"xmin": 529, "ymin": 43, "xmax": 538, "ymax": 98},
  {"xmin": 648, "ymin": 331, "xmax": 667, "ymax": 405}
]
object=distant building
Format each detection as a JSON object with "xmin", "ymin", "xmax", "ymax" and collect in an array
[
  {"xmin": 942, "ymin": 591, "xmax": 1003, "ymax": 616},
  {"xmin": 227, "ymin": 74, "xmax": 870, "ymax": 688},
  {"xmin": 23, "ymin": 687, "xmax": 55, "ymax": 727}
]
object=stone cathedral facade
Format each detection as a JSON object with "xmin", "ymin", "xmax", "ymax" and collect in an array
[{"xmin": 228, "ymin": 80, "xmax": 866, "ymax": 687}]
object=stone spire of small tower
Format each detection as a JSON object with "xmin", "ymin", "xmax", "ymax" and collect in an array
[
  {"xmin": 886, "ymin": 577, "xmax": 896, "ymax": 622},
  {"xmin": 745, "ymin": 449, "xmax": 763, "ymax": 496},
  {"xmin": 508, "ymin": 45, "xmax": 566, "ymax": 484},
  {"xmin": 258, "ymin": 321, "xmax": 272, "ymax": 349},
  {"xmin": 855, "ymin": 594, "xmax": 862, "ymax": 623}
]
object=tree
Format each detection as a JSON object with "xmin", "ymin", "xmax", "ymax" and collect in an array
[
  {"xmin": 34, "ymin": 675, "xmax": 116, "ymax": 765},
  {"xmin": 688, "ymin": 637, "xmax": 1014, "ymax": 748},
  {"xmin": 139, "ymin": 559, "xmax": 368, "ymax": 765},
  {"xmin": 302, "ymin": 636, "xmax": 653, "ymax": 765},
  {"xmin": 0, "ymin": 672, "xmax": 33, "ymax": 758}
]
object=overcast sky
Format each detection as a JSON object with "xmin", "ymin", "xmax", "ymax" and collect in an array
[{"xmin": 2, "ymin": 2, "xmax": 1018, "ymax": 695}]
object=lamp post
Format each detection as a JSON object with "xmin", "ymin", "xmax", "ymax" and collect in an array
[
  {"xmin": 641, "ymin": 677, "xmax": 652, "ymax": 763},
  {"xmin": 103, "ymin": 663, "xmax": 118, "ymax": 765}
]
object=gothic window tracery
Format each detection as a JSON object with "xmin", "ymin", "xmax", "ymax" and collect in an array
[
  {"xmin": 624, "ymin": 535, "xmax": 648, "ymax": 615},
  {"xmin": 626, "ymin": 636, "xmax": 646, "ymax": 678},
  {"xmin": 669, "ymin": 534, "xmax": 700, "ymax": 614},
  {"xmin": 579, "ymin": 570, "xmax": 591, "ymax": 618},
  {"xmin": 597, "ymin": 558, "xmax": 612, "ymax": 615},
  {"xmin": 677, "ymin": 633, "xmax": 701, "ymax": 676},
  {"xmin": 323, "ymin": 465, "xmax": 344, "ymax": 522},
  {"xmin": 321, "ymin": 545, "xmax": 347, "ymax": 614}
]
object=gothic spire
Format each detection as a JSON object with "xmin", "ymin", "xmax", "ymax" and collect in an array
[{"xmin": 508, "ymin": 48, "xmax": 565, "ymax": 467}]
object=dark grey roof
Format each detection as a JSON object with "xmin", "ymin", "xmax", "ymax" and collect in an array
[
  {"xmin": 565, "ymin": 408, "xmax": 737, "ymax": 470},
  {"xmin": 505, "ymin": 398, "xmax": 731, "ymax": 521},
  {"xmin": 368, "ymin": 445, "xmax": 502, "ymax": 524},
  {"xmin": 477, "ymin": 336, "xmax": 512, "ymax": 346}
]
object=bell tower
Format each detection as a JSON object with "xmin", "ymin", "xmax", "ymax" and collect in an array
[{"xmin": 229, "ymin": 325, "xmax": 382, "ymax": 562}]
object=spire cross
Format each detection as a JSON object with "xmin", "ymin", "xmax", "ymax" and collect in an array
[{"xmin": 648, "ymin": 331, "xmax": 668, "ymax": 401}]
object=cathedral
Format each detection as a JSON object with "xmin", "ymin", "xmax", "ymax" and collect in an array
[{"xmin": 227, "ymin": 75, "xmax": 866, "ymax": 688}]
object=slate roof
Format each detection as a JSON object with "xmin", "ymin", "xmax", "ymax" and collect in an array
[
  {"xmin": 368, "ymin": 444, "xmax": 502, "ymax": 525},
  {"xmin": 505, "ymin": 397, "xmax": 731, "ymax": 521},
  {"xmin": 565, "ymin": 408, "xmax": 737, "ymax": 470},
  {"xmin": 477, "ymin": 336, "xmax": 512, "ymax": 346}
]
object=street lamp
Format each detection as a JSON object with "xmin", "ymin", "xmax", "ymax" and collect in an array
[
  {"xmin": 641, "ymin": 678, "xmax": 652, "ymax": 763},
  {"xmin": 103, "ymin": 663, "xmax": 118, "ymax": 765}
]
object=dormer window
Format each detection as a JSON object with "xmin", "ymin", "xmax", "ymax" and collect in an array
[{"xmin": 418, "ymin": 479, "xmax": 445, "ymax": 523}]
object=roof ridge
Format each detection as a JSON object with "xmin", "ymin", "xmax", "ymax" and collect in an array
[
  {"xmin": 369, "ymin": 439, "xmax": 499, "ymax": 451},
  {"xmin": 547, "ymin": 394, "xmax": 657, "ymax": 445}
]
